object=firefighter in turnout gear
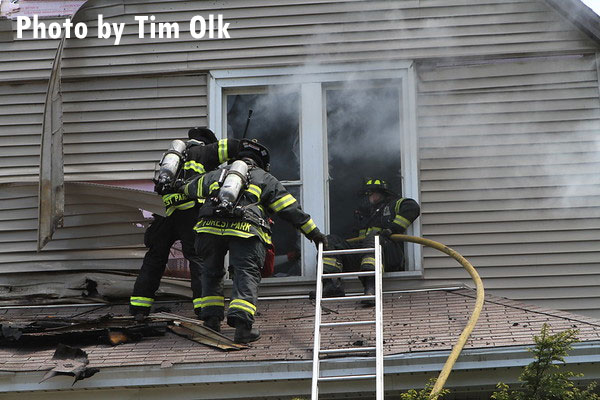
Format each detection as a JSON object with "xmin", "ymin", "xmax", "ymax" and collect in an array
[
  {"xmin": 130, "ymin": 128, "xmax": 241, "ymax": 320},
  {"xmin": 181, "ymin": 139, "xmax": 327, "ymax": 343},
  {"xmin": 323, "ymin": 178, "xmax": 420, "ymax": 305}
]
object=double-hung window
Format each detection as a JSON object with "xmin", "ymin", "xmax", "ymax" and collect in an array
[{"xmin": 209, "ymin": 63, "xmax": 421, "ymax": 280}]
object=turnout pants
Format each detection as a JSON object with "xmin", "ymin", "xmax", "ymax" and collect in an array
[
  {"xmin": 130, "ymin": 207, "xmax": 203, "ymax": 316},
  {"xmin": 323, "ymin": 233, "xmax": 406, "ymax": 285},
  {"xmin": 196, "ymin": 234, "xmax": 265, "ymax": 328}
]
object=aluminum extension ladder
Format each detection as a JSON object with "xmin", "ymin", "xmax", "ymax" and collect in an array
[{"xmin": 311, "ymin": 235, "xmax": 384, "ymax": 400}]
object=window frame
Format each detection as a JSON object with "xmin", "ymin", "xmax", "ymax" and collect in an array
[{"xmin": 208, "ymin": 62, "xmax": 422, "ymax": 281}]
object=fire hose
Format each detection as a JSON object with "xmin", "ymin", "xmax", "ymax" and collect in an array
[{"xmin": 347, "ymin": 234, "xmax": 484, "ymax": 399}]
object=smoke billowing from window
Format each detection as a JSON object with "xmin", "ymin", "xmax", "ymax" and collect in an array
[
  {"xmin": 226, "ymin": 91, "xmax": 303, "ymax": 276},
  {"xmin": 227, "ymin": 89, "xmax": 301, "ymax": 182},
  {"xmin": 417, "ymin": 53, "xmax": 600, "ymax": 240},
  {"xmin": 326, "ymin": 81, "xmax": 403, "ymax": 238}
]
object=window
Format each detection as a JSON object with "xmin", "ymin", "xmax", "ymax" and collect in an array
[
  {"xmin": 226, "ymin": 89, "xmax": 302, "ymax": 276},
  {"xmin": 325, "ymin": 81, "xmax": 402, "ymax": 239},
  {"xmin": 209, "ymin": 63, "xmax": 421, "ymax": 280}
]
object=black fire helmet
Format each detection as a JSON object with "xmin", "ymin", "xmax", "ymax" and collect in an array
[
  {"xmin": 238, "ymin": 139, "xmax": 270, "ymax": 171},
  {"xmin": 188, "ymin": 127, "xmax": 218, "ymax": 144},
  {"xmin": 361, "ymin": 178, "xmax": 396, "ymax": 196}
]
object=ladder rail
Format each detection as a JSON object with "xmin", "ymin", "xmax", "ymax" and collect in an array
[
  {"xmin": 312, "ymin": 239, "xmax": 385, "ymax": 400},
  {"xmin": 374, "ymin": 235, "xmax": 384, "ymax": 400},
  {"xmin": 311, "ymin": 242, "xmax": 325, "ymax": 399}
]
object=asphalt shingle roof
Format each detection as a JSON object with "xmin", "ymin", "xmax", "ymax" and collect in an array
[{"xmin": 1, "ymin": 288, "xmax": 600, "ymax": 372}]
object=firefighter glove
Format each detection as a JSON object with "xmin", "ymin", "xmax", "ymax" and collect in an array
[
  {"xmin": 154, "ymin": 179, "xmax": 184, "ymax": 195},
  {"xmin": 171, "ymin": 179, "xmax": 185, "ymax": 193},
  {"xmin": 380, "ymin": 228, "xmax": 393, "ymax": 238},
  {"xmin": 306, "ymin": 228, "xmax": 328, "ymax": 248}
]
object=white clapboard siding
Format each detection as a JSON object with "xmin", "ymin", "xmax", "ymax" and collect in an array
[
  {"xmin": 61, "ymin": 74, "xmax": 207, "ymax": 181},
  {"xmin": 0, "ymin": 0, "xmax": 599, "ymax": 318},
  {"xmin": 0, "ymin": 0, "xmax": 596, "ymax": 184},
  {"xmin": 0, "ymin": 82, "xmax": 47, "ymax": 184},
  {"xmin": 418, "ymin": 54, "xmax": 600, "ymax": 317},
  {"xmin": 0, "ymin": 0, "xmax": 596, "ymax": 83},
  {"xmin": 0, "ymin": 182, "xmax": 163, "ymax": 273}
]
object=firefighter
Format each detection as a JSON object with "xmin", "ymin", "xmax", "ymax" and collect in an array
[
  {"xmin": 181, "ymin": 139, "xmax": 327, "ymax": 343},
  {"xmin": 129, "ymin": 128, "xmax": 241, "ymax": 320},
  {"xmin": 323, "ymin": 178, "xmax": 420, "ymax": 305}
]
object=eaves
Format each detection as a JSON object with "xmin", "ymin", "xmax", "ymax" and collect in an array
[
  {"xmin": 544, "ymin": 0, "xmax": 600, "ymax": 45},
  {"xmin": 2, "ymin": 341, "xmax": 600, "ymax": 400}
]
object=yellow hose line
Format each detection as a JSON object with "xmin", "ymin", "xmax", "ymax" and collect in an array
[{"xmin": 347, "ymin": 234, "xmax": 485, "ymax": 400}]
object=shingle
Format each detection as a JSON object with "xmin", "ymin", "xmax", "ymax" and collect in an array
[{"xmin": 1, "ymin": 289, "xmax": 600, "ymax": 372}]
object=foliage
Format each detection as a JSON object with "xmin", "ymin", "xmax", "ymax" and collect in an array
[
  {"xmin": 400, "ymin": 379, "xmax": 449, "ymax": 400},
  {"xmin": 296, "ymin": 324, "xmax": 599, "ymax": 400},
  {"xmin": 491, "ymin": 324, "xmax": 600, "ymax": 400}
]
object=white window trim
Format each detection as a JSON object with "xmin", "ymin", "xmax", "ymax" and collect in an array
[{"xmin": 208, "ymin": 62, "xmax": 422, "ymax": 281}]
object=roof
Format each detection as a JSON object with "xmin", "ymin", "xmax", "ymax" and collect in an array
[
  {"xmin": 2, "ymin": 288, "xmax": 600, "ymax": 398},
  {"xmin": 544, "ymin": 0, "xmax": 600, "ymax": 43}
]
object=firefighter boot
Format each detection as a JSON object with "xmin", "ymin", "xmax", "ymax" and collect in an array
[
  {"xmin": 130, "ymin": 305, "xmax": 150, "ymax": 323},
  {"xmin": 309, "ymin": 278, "xmax": 345, "ymax": 300},
  {"xmin": 361, "ymin": 276, "xmax": 376, "ymax": 307},
  {"xmin": 323, "ymin": 278, "xmax": 345, "ymax": 298},
  {"xmin": 133, "ymin": 313, "xmax": 147, "ymax": 323},
  {"xmin": 203, "ymin": 316, "xmax": 221, "ymax": 332},
  {"xmin": 234, "ymin": 322, "xmax": 261, "ymax": 344}
]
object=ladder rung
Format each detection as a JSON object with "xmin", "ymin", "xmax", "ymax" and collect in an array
[
  {"xmin": 318, "ymin": 374, "xmax": 376, "ymax": 382},
  {"xmin": 323, "ymin": 271, "xmax": 375, "ymax": 279},
  {"xmin": 322, "ymin": 248, "xmax": 375, "ymax": 256},
  {"xmin": 322, "ymin": 295, "xmax": 375, "ymax": 302},
  {"xmin": 320, "ymin": 320, "xmax": 375, "ymax": 327},
  {"xmin": 320, "ymin": 346, "xmax": 376, "ymax": 354}
]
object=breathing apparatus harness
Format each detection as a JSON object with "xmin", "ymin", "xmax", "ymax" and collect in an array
[{"xmin": 199, "ymin": 158, "xmax": 271, "ymax": 231}]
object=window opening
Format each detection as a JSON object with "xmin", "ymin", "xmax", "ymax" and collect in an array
[
  {"xmin": 326, "ymin": 81, "xmax": 402, "ymax": 239},
  {"xmin": 210, "ymin": 63, "xmax": 421, "ymax": 279},
  {"xmin": 226, "ymin": 88, "xmax": 302, "ymax": 276}
]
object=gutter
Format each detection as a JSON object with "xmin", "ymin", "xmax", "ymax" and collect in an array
[{"xmin": 1, "ymin": 341, "xmax": 599, "ymax": 399}]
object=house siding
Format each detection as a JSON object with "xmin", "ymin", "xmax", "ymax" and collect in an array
[
  {"xmin": 0, "ymin": 182, "xmax": 161, "ymax": 273},
  {"xmin": 418, "ymin": 54, "xmax": 600, "ymax": 318},
  {"xmin": 62, "ymin": 75, "xmax": 208, "ymax": 181},
  {"xmin": 0, "ymin": 0, "xmax": 599, "ymax": 317},
  {"xmin": 1, "ymin": 0, "xmax": 597, "ymax": 83}
]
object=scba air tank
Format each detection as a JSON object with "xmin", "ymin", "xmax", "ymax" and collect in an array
[
  {"xmin": 157, "ymin": 139, "xmax": 187, "ymax": 185},
  {"xmin": 217, "ymin": 160, "xmax": 249, "ymax": 208}
]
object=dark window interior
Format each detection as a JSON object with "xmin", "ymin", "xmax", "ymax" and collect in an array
[
  {"xmin": 326, "ymin": 83, "xmax": 402, "ymax": 239},
  {"xmin": 227, "ymin": 91, "xmax": 302, "ymax": 276}
]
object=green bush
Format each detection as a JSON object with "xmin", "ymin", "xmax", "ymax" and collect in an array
[
  {"xmin": 399, "ymin": 324, "xmax": 598, "ymax": 400},
  {"xmin": 491, "ymin": 324, "xmax": 599, "ymax": 400},
  {"xmin": 301, "ymin": 324, "xmax": 598, "ymax": 399},
  {"xmin": 400, "ymin": 379, "xmax": 449, "ymax": 400}
]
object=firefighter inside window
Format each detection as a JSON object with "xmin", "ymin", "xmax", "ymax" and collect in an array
[{"xmin": 321, "ymin": 83, "xmax": 421, "ymax": 304}]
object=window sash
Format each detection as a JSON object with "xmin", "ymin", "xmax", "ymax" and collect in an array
[{"xmin": 209, "ymin": 63, "xmax": 421, "ymax": 280}]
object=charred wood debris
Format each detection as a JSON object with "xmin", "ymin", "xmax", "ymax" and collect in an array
[{"xmin": 0, "ymin": 310, "xmax": 247, "ymax": 384}]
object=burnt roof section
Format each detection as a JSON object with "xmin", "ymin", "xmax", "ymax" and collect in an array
[{"xmin": 1, "ymin": 288, "xmax": 600, "ymax": 372}]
